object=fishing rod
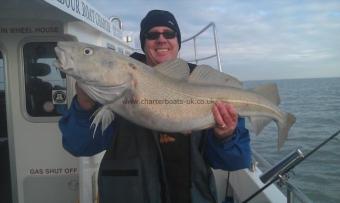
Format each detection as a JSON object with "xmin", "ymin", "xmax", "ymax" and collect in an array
[{"xmin": 242, "ymin": 129, "xmax": 340, "ymax": 203}]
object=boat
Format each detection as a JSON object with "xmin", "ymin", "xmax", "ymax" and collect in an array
[{"xmin": 0, "ymin": 0, "xmax": 312, "ymax": 202}]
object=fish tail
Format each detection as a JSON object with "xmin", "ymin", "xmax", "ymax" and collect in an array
[{"xmin": 277, "ymin": 112, "xmax": 296, "ymax": 150}]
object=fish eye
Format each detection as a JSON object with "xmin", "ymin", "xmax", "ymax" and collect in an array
[{"xmin": 83, "ymin": 48, "xmax": 93, "ymax": 55}]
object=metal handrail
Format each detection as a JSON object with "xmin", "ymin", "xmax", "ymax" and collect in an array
[
  {"xmin": 180, "ymin": 22, "xmax": 222, "ymax": 72},
  {"xmin": 251, "ymin": 149, "xmax": 313, "ymax": 203},
  {"xmin": 286, "ymin": 182, "xmax": 313, "ymax": 203},
  {"xmin": 181, "ymin": 22, "xmax": 313, "ymax": 203},
  {"xmin": 109, "ymin": 16, "xmax": 123, "ymax": 30}
]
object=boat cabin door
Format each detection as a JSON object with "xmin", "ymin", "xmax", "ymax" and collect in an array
[{"xmin": 0, "ymin": 21, "xmax": 79, "ymax": 202}]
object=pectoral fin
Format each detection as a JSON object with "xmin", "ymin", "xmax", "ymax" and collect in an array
[{"xmin": 91, "ymin": 105, "xmax": 115, "ymax": 137}]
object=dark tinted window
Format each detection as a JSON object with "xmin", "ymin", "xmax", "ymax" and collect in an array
[{"xmin": 23, "ymin": 42, "xmax": 67, "ymax": 117}]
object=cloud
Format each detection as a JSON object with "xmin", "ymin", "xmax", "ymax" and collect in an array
[{"xmin": 92, "ymin": 0, "xmax": 340, "ymax": 80}]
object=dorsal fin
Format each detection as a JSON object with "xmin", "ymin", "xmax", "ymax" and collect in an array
[
  {"xmin": 154, "ymin": 59, "xmax": 190, "ymax": 80},
  {"xmin": 251, "ymin": 83, "xmax": 280, "ymax": 105},
  {"xmin": 188, "ymin": 65, "xmax": 243, "ymax": 88}
]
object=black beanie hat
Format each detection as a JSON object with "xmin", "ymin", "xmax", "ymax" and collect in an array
[{"xmin": 140, "ymin": 10, "xmax": 181, "ymax": 51}]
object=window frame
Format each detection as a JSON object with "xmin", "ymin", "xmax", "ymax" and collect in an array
[
  {"xmin": 0, "ymin": 44, "xmax": 8, "ymax": 138},
  {"xmin": 19, "ymin": 37, "xmax": 73, "ymax": 123}
]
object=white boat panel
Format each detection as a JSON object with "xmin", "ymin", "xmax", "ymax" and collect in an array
[{"xmin": 213, "ymin": 168, "xmax": 286, "ymax": 203}]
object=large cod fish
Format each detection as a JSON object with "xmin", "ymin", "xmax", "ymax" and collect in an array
[{"xmin": 54, "ymin": 41, "xmax": 295, "ymax": 150}]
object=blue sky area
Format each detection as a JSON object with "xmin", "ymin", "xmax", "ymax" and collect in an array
[{"xmin": 91, "ymin": 0, "xmax": 340, "ymax": 81}]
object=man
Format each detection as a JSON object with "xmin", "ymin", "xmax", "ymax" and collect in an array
[{"xmin": 59, "ymin": 10, "xmax": 251, "ymax": 203}]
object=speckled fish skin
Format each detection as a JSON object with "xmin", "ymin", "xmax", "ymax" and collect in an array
[{"xmin": 54, "ymin": 41, "xmax": 295, "ymax": 149}]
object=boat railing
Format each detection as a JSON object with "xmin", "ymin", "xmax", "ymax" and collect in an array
[
  {"xmin": 182, "ymin": 22, "xmax": 313, "ymax": 203},
  {"xmin": 180, "ymin": 22, "xmax": 222, "ymax": 72},
  {"xmin": 109, "ymin": 16, "xmax": 123, "ymax": 30},
  {"xmin": 251, "ymin": 149, "xmax": 313, "ymax": 203}
]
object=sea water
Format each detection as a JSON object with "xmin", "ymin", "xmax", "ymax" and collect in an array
[{"xmin": 246, "ymin": 77, "xmax": 340, "ymax": 203}]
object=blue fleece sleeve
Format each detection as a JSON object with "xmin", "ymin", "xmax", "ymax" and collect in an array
[
  {"xmin": 59, "ymin": 97, "xmax": 115, "ymax": 157},
  {"xmin": 204, "ymin": 117, "xmax": 251, "ymax": 171}
]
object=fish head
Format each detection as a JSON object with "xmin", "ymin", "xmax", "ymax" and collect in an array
[{"xmin": 54, "ymin": 41, "xmax": 132, "ymax": 87}]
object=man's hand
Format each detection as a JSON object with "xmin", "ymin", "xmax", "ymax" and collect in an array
[
  {"xmin": 212, "ymin": 101, "xmax": 238, "ymax": 140},
  {"xmin": 75, "ymin": 82, "xmax": 95, "ymax": 111}
]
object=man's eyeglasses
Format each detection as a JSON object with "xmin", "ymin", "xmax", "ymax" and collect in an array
[{"xmin": 145, "ymin": 31, "xmax": 177, "ymax": 40}]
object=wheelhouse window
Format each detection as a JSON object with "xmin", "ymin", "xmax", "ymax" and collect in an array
[{"xmin": 23, "ymin": 42, "xmax": 67, "ymax": 117}]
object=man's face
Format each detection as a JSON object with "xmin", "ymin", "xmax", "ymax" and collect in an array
[{"xmin": 144, "ymin": 26, "xmax": 179, "ymax": 66}]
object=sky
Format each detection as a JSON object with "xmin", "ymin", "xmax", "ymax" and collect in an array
[{"xmin": 91, "ymin": 0, "xmax": 340, "ymax": 81}]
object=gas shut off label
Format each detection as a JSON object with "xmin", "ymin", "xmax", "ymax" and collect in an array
[{"xmin": 29, "ymin": 168, "xmax": 77, "ymax": 175}]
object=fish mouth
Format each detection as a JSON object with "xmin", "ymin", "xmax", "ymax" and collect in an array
[
  {"xmin": 54, "ymin": 46, "xmax": 65, "ymax": 66},
  {"xmin": 53, "ymin": 45, "xmax": 74, "ymax": 74}
]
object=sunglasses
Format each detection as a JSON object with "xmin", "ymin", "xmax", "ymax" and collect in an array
[{"xmin": 145, "ymin": 31, "xmax": 177, "ymax": 40}]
